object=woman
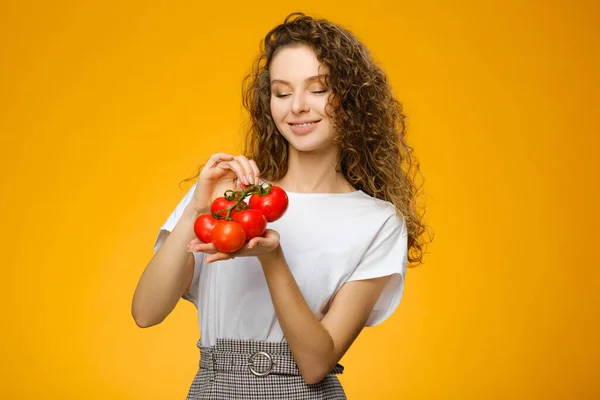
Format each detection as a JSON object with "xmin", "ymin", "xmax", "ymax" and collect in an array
[{"xmin": 132, "ymin": 12, "xmax": 429, "ymax": 399}]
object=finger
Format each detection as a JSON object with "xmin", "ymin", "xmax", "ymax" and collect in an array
[
  {"xmin": 263, "ymin": 229, "xmax": 280, "ymax": 241},
  {"xmin": 218, "ymin": 160, "xmax": 248, "ymax": 186},
  {"xmin": 224, "ymin": 159, "xmax": 251, "ymax": 186},
  {"xmin": 188, "ymin": 238, "xmax": 204, "ymax": 250},
  {"xmin": 206, "ymin": 153, "xmax": 234, "ymax": 168},
  {"xmin": 247, "ymin": 237, "xmax": 262, "ymax": 249},
  {"xmin": 248, "ymin": 230, "xmax": 279, "ymax": 249},
  {"xmin": 234, "ymin": 155, "xmax": 257, "ymax": 187},
  {"xmin": 205, "ymin": 252, "xmax": 233, "ymax": 264},
  {"xmin": 190, "ymin": 242, "xmax": 219, "ymax": 254},
  {"xmin": 247, "ymin": 234, "xmax": 274, "ymax": 249},
  {"xmin": 248, "ymin": 159, "xmax": 261, "ymax": 185}
]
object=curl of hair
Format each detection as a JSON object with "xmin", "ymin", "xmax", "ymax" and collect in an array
[{"xmin": 242, "ymin": 12, "xmax": 432, "ymax": 266}]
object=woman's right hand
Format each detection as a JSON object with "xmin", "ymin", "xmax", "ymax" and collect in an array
[{"xmin": 191, "ymin": 153, "xmax": 261, "ymax": 214}]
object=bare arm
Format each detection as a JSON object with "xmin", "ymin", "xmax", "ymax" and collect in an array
[
  {"xmin": 131, "ymin": 153, "xmax": 261, "ymax": 328},
  {"xmin": 189, "ymin": 230, "xmax": 393, "ymax": 384},
  {"xmin": 131, "ymin": 205, "xmax": 199, "ymax": 328},
  {"xmin": 258, "ymin": 247, "xmax": 391, "ymax": 384}
]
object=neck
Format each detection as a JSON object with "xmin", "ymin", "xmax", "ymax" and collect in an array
[{"xmin": 275, "ymin": 146, "xmax": 354, "ymax": 194}]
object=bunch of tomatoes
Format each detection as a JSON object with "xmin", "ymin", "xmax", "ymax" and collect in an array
[{"xmin": 194, "ymin": 184, "xmax": 289, "ymax": 253}]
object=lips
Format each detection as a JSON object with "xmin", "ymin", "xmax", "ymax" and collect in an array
[
  {"xmin": 287, "ymin": 120, "xmax": 321, "ymax": 135},
  {"xmin": 288, "ymin": 120, "xmax": 321, "ymax": 127}
]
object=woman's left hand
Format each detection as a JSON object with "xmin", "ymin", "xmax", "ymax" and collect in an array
[{"xmin": 188, "ymin": 229, "xmax": 281, "ymax": 264}]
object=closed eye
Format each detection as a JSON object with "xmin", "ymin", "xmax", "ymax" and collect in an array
[{"xmin": 273, "ymin": 89, "xmax": 328, "ymax": 98}]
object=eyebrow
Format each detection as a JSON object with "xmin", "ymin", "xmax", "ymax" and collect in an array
[{"xmin": 270, "ymin": 74, "xmax": 327, "ymax": 86}]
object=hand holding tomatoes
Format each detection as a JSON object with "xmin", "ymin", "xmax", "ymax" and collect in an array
[
  {"xmin": 192, "ymin": 183, "xmax": 288, "ymax": 257},
  {"xmin": 191, "ymin": 153, "xmax": 261, "ymax": 214},
  {"xmin": 189, "ymin": 228, "xmax": 281, "ymax": 264}
]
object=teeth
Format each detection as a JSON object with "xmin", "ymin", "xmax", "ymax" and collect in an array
[{"xmin": 293, "ymin": 122, "xmax": 314, "ymax": 127}]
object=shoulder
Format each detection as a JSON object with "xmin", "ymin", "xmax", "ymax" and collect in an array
[
  {"xmin": 271, "ymin": 190, "xmax": 406, "ymax": 242},
  {"xmin": 351, "ymin": 191, "xmax": 406, "ymax": 228}
]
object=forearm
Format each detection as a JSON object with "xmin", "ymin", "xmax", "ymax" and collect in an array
[
  {"xmin": 132, "ymin": 205, "xmax": 200, "ymax": 327},
  {"xmin": 259, "ymin": 247, "xmax": 336, "ymax": 384}
]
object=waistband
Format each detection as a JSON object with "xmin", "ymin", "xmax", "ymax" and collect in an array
[{"xmin": 198, "ymin": 338, "xmax": 344, "ymax": 377}]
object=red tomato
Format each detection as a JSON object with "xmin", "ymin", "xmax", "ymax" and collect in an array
[
  {"xmin": 211, "ymin": 197, "xmax": 239, "ymax": 218},
  {"xmin": 249, "ymin": 186, "xmax": 289, "ymax": 222},
  {"xmin": 193, "ymin": 214, "xmax": 218, "ymax": 243},
  {"xmin": 233, "ymin": 209, "xmax": 267, "ymax": 240},
  {"xmin": 211, "ymin": 221, "xmax": 246, "ymax": 253}
]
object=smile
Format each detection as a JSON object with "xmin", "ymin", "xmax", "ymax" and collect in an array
[
  {"xmin": 287, "ymin": 120, "xmax": 321, "ymax": 135},
  {"xmin": 288, "ymin": 120, "xmax": 320, "ymax": 127}
]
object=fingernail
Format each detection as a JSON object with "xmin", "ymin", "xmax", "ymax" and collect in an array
[{"xmin": 248, "ymin": 175, "xmax": 254, "ymax": 185}]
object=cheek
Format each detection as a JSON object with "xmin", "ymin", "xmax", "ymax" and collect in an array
[
  {"xmin": 270, "ymin": 102, "xmax": 288, "ymax": 135},
  {"xmin": 270, "ymin": 100, "xmax": 286, "ymax": 122},
  {"xmin": 314, "ymin": 97, "xmax": 330, "ymax": 117}
]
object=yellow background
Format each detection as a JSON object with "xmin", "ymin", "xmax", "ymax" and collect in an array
[{"xmin": 1, "ymin": 1, "xmax": 598, "ymax": 399}]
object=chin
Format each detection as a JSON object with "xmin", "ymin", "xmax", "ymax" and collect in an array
[
  {"xmin": 286, "ymin": 137, "xmax": 336, "ymax": 154},
  {"xmin": 279, "ymin": 125, "xmax": 336, "ymax": 154}
]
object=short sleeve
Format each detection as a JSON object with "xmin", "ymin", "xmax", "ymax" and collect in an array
[
  {"xmin": 153, "ymin": 183, "xmax": 203, "ymax": 306},
  {"xmin": 153, "ymin": 184, "xmax": 196, "ymax": 253},
  {"xmin": 347, "ymin": 212, "xmax": 408, "ymax": 326}
]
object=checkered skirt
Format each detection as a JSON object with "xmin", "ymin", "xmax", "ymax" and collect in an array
[{"xmin": 186, "ymin": 338, "xmax": 347, "ymax": 399}]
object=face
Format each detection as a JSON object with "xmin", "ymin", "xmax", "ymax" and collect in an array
[{"xmin": 269, "ymin": 45, "xmax": 336, "ymax": 154}]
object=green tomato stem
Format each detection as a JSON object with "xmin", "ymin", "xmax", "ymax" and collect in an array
[{"xmin": 215, "ymin": 183, "xmax": 273, "ymax": 221}]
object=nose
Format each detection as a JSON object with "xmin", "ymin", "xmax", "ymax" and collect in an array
[{"xmin": 291, "ymin": 92, "xmax": 309, "ymax": 114}]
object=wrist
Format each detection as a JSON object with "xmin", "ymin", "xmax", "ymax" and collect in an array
[
  {"xmin": 258, "ymin": 245, "xmax": 284, "ymax": 266},
  {"xmin": 183, "ymin": 204, "xmax": 207, "ymax": 221}
]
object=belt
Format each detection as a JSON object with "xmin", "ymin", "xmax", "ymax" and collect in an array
[{"xmin": 198, "ymin": 339, "xmax": 344, "ymax": 378}]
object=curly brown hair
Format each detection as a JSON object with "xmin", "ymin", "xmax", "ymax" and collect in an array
[{"xmin": 242, "ymin": 12, "xmax": 431, "ymax": 266}]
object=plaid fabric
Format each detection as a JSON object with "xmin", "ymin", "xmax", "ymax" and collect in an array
[{"xmin": 186, "ymin": 338, "xmax": 347, "ymax": 399}]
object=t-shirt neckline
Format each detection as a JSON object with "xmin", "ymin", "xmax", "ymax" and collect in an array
[{"xmin": 285, "ymin": 190, "xmax": 364, "ymax": 198}]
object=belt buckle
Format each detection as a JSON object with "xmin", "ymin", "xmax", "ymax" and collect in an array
[{"xmin": 248, "ymin": 351, "xmax": 274, "ymax": 377}]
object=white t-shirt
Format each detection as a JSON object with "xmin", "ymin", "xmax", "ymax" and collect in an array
[{"xmin": 154, "ymin": 184, "xmax": 408, "ymax": 347}]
